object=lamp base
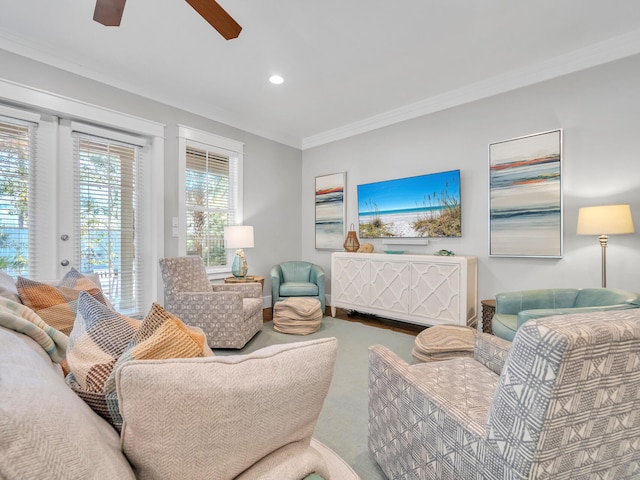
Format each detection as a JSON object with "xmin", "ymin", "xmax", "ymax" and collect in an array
[{"xmin": 231, "ymin": 250, "xmax": 249, "ymax": 278}]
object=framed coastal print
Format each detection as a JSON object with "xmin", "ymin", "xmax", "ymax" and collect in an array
[
  {"xmin": 489, "ymin": 129, "xmax": 563, "ymax": 257},
  {"xmin": 315, "ymin": 172, "xmax": 346, "ymax": 250}
]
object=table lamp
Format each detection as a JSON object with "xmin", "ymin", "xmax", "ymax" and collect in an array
[
  {"xmin": 224, "ymin": 225, "xmax": 254, "ymax": 278},
  {"xmin": 576, "ymin": 204, "xmax": 634, "ymax": 288}
]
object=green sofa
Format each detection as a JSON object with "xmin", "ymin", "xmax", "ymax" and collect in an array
[{"xmin": 492, "ymin": 287, "xmax": 640, "ymax": 341}]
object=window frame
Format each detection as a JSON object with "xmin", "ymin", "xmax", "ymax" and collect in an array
[{"xmin": 177, "ymin": 125, "xmax": 244, "ymax": 280}]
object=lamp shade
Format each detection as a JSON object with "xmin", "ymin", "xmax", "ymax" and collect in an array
[
  {"xmin": 576, "ymin": 204, "xmax": 635, "ymax": 235},
  {"xmin": 224, "ymin": 226, "xmax": 255, "ymax": 249}
]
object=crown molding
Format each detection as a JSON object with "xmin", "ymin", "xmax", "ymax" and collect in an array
[
  {"xmin": 301, "ymin": 28, "xmax": 640, "ymax": 150},
  {"xmin": 3, "ymin": 26, "xmax": 640, "ymax": 152}
]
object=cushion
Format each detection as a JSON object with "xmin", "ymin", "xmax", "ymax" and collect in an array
[
  {"xmin": 116, "ymin": 337, "xmax": 338, "ymax": 480},
  {"xmin": 0, "ymin": 326, "xmax": 135, "ymax": 479},
  {"xmin": 65, "ymin": 292, "xmax": 142, "ymax": 423},
  {"xmin": 281, "ymin": 262, "xmax": 312, "ymax": 283},
  {"xmin": 0, "ymin": 270, "xmax": 20, "ymax": 304},
  {"xmin": 104, "ymin": 301, "xmax": 214, "ymax": 431},
  {"xmin": 280, "ymin": 281, "xmax": 319, "ymax": 297},
  {"xmin": 17, "ymin": 268, "xmax": 109, "ymax": 335}
]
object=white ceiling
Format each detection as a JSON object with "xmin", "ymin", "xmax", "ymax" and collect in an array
[{"xmin": 2, "ymin": 1, "xmax": 640, "ymax": 149}]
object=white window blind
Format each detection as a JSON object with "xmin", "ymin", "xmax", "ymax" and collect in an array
[
  {"xmin": 185, "ymin": 146, "xmax": 238, "ymax": 268},
  {"xmin": 72, "ymin": 131, "xmax": 147, "ymax": 316},
  {"xmin": 0, "ymin": 115, "xmax": 37, "ymax": 278}
]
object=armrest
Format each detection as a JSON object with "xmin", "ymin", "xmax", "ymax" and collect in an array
[
  {"xmin": 369, "ymin": 344, "xmax": 497, "ymax": 478},
  {"xmin": 309, "ymin": 265, "xmax": 325, "ymax": 287},
  {"xmin": 235, "ymin": 442, "xmax": 329, "ymax": 480},
  {"xmin": 474, "ymin": 332, "xmax": 512, "ymax": 375},
  {"xmin": 271, "ymin": 265, "xmax": 283, "ymax": 303},
  {"xmin": 211, "ymin": 282, "xmax": 261, "ymax": 298}
]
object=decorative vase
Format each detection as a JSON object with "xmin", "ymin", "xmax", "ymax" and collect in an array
[
  {"xmin": 231, "ymin": 249, "xmax": 248, "ymax": 277},
  {"xmin": 343, "ymin": 224, "xmax": 360, "ymax": 252}
]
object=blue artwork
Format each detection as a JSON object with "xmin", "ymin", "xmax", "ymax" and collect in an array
[
  {"xmin": 315, "ymin": 172, "xmax": 346, "ymax": 250},
  {"xmin": 489, "ymin": 129, "xmax": 562, "ymax": 257},
  {"xmin": 357, "ymin": 169, "xmax": 461, "ymax": 238}
]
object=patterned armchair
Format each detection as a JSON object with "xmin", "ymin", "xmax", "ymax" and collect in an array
[
  {"xmin": 159, "ymin": 256, "xmax": 263, "ymax": 349},
  {"xmin": 369, "ymin": 309, "xmax": 640, "ymax": 479}
]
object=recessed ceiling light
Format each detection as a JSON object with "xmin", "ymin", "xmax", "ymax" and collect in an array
[{"xmin": 269, "ymin": 75, "xmax": 284, "ymax": 85}]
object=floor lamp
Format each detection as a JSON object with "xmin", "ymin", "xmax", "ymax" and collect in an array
[{"xmin": 576, "ymin": 204, "xmax": 635, "ymax": 288}]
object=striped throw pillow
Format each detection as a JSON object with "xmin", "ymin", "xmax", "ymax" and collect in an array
[
  {"xmin": 104, "ymin": 302, "xmax": 213, "ymax": 431},
  {"xmin": 17, "ymin": 268, "xmax": 109, "ymax": 336},
  {"xmin": 65, "ymin": 292, "xmax": 141, "ymax": 422}
]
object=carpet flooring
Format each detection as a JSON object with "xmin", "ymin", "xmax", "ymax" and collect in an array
[{"xmin": 215, "ymin": 316, "xmax": 416, "ymax": 480}]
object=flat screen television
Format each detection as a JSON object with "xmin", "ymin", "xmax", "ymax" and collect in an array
[{"xmin": 357, "ymin": 169, "xmax": 461, "ymax": 238}]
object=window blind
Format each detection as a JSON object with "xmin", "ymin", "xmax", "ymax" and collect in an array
[
  {"xmin": 72, "ymin": 131, "xmax": 146, "ymax": 317},
  {"xmin": 185, "ymin": 145, "xmax": 238, "ymax": 268},
  {"xmin": 0, "ymin": 115, "xmax": 37, "ymax": 278}
]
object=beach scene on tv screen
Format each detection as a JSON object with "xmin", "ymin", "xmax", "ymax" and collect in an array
[{"xmin": 358, "ymin": 169, "xmax": 461, "ymax": 238}]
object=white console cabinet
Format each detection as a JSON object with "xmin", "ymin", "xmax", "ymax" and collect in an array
[{"xmin": 330, "ymin": 252, "xmax": 478, "ymax": 327}]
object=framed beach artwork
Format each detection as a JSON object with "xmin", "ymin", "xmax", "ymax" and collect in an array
[
  {"xmin": 489, "ymin": 129, "xmax": 563, "ymax": 257},
  {"xmin": 357, "ymin": 169, "xmax": 461, "ymax": 238},
  {"xmin": 315, "ymin": 172, "xmax": 346, "ymax": 250}
]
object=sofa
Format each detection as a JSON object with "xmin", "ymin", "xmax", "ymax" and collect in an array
[
  {"xmin": 492, "ymin": 287, "xmax": 640, "ymax": 341},
  {"xmin": 369, "ymin": 309, "xmax": 640, "ymax": 479},
  {"xmin": 0, "ymin": 270, "xmax": 357, "ymax": 480}
]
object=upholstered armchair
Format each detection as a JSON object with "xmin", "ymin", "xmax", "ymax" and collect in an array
[
  {"xmin": 369, "ymin": 309, "xmax": 640, "ymax": 479},
  {"xmin": 492, "ymin": 287, "xmax": 640, "ymax": 341},
  {"xmin": 271, "ymin": 261, "xmax": 325, "ymax": 313},
  {"xmin": 159, "ymin": 256, "xmax": 263, "ymax": 349}
]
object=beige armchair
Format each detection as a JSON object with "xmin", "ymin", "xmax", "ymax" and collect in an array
[{"xmin": 159, "ymin": 256, "xmax": 263, "ymax": 348}]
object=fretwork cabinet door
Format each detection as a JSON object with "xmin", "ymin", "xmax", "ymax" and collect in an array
[
  {"xmin": 369, "ymin": 258, "xmax": 410, "ymax": 315},
  {"xmin": 332, "ymin": 254, "xmax": 371, "ymax": 309},
  {"xmin": 409, "ymin": 261, "xmax": 461, "ymax": 323}
]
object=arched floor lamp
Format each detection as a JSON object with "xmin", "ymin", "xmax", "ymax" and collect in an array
[{"xmin": 576, "ymin": 204, "xmax": 635, "ymax": 288}]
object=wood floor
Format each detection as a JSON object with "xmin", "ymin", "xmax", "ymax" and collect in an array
[{"xmin": 263, "ymin": 306, "xmax": 423, "ymax": 336}]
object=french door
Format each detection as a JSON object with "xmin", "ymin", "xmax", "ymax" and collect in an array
[{"xmin": 0, "ymin": 104, "xmax": 159, "ymax": 317}]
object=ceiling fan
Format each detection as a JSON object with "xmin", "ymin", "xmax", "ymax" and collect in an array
[{"xmin": 93, "ymin": 0, "xmax": 242, "ymax": 40}]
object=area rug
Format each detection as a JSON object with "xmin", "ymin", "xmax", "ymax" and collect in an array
[{"xmin": 215, "ymin": 316, "xmax": 416, "ymax": 480}]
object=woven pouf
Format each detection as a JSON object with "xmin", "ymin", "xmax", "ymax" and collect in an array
[
  {"xmin": 412, "ymin": 325, "xmax": 476, "ymax": 363},
  {"xmin": 273, "ymin": 297, "xmax": 323, "ymax": 335}
]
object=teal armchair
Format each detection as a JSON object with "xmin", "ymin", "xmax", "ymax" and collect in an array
[
  {"xmin": 271, "ymin": 261, "xmax": 325, "ymax": 313},
  {"xmin": 492, "ymin": 287, "xmax": 640, "ymax": 341}
]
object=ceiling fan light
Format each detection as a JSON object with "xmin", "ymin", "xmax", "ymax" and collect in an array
[{"xmin": 269, "ymin": 75, "xmax": 284, "ymax": 85}]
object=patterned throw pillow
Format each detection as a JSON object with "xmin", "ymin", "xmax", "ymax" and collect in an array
[
  {"xmin": 104, "ymin": 302, "xmax": 213, "ymax": 431},
  {"xmin": 17, "ymin": 268, "xmax": 109, "ymax": 335},
  {"xmin": 65, "ymin": 292, "xmax": 141, "ymax": 421}
]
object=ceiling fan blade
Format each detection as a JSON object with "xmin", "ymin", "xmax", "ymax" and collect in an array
[
  {"xmin": 185, "ymin": 0, "xmax": 242, "ymax": 40},
  {"xmin": 93, "ymin": 0, "xmax": 127, "ymax": 26}
]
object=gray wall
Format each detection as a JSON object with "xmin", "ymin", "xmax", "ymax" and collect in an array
[
  {"xmin": 0, "ymin": 49, "xmax": 302, "ymax": 302},
  {"xmin": 302, "ymin": 53, "xmax": 640, "ymax": 307},
  {"xmin": 3, "ymin": 47, "xmax": 639, "ymax": 313}
]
